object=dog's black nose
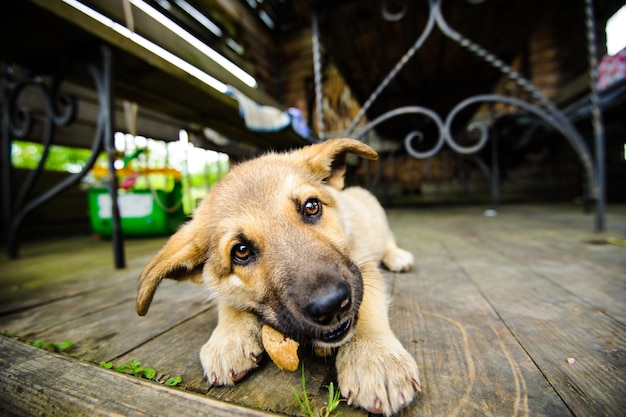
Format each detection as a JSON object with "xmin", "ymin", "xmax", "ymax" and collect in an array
[{"xmin": 305, "ymin": 281, "xmax": 351, "ymax": 325}]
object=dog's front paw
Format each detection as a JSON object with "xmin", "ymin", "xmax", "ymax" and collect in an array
[
  {"xmin": 336, "ymin": 337, "xmax": 420, "ymax": 416},
  {"xmin": 200, "ymin": 323, "xmax": 264, "ymax": 386},
  {"xmin": 382, "ymin": 246, "xmax": 414, "ymax": 272}
]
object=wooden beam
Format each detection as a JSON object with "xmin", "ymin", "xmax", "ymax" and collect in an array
[
  {"xmin": 0, "ymin": 336, "xmax": 281, "ymax": 417},
  {"xmin": 34, "ymin": 0, "xmax": 275, "ymax": 106},
  {"xmin": 19, "ymin": 0, "xmax": 310, "ymax": 151}
]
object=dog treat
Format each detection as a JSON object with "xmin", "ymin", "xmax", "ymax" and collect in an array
[{"xmin": 261, "ymin": 325, "xmax": 299, "ymax": 372}]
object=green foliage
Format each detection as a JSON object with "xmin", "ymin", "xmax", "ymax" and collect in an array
[
  {"xmin": 292, "ymin": 365, "xmax": 313, "ymax": 417},
  {"xmin": 292, "ymin": 364, "xmax": 343, "ymax": 417},
  {"xmin": 322, "ymin": 382, "xmax": 343, "ymax": 417},
  {"xmin": 115, "ymin": 359, "xmax": 156, "ymax": 379},
  {"xmin": 606, "ymin": 237, "xmax": 626, "ymax": 246},
  {"xmin": 165, "ymin": 376, "xmax": 183, "ymax": 387},
  {"xmin": 33, "ymin": 339, "xmax": 75, "ymax": 352},
  {"xmin": 11, "ymin": 139, "xmax": 230, "ymax": 215},
  {"xmin": 11, "ymin": 140, "xmax": 95, "ymax": 173},
  {"xmin": 99, "ymin": 359, "xmax": 182, "ymax": 387}
]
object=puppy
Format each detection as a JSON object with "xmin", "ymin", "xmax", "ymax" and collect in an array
[{"xmin": 136, "ymin": 138, "xmax": 420, "ymax": 415}]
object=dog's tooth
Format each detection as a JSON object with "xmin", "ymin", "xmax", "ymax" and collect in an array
[
  {"xmin": 228, "ymin": 369, "xmax": 234, "ymax": 378},
  {"xmin": 398, "ymin": 392, "xmax": 406, "ymax": 406},
  {"xmin": 412, "ymin": 378, "xmax": 422, "ymax": 392},
  {"xmin": 210, "ymin": 373, "xmax": 218, "ymax": 385},
  {"xmin": 249, "ymin": 351, "xmax": 259, "ymax": 362}
]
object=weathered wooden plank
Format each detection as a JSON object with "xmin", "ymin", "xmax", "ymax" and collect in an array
[
  {"xmin": 1, "ymin": 236, "xmax": 165, "ymax": 285},
  {"xmin": 0, "ymin": 336, "xmax": 281, "ymax": 417},
  {"xmin": 438, "ymin": 226, "xmax": 626, "ymax": 416},
  {"xmin": 2, "ymin": 205, "xmax": 624, "ymax": 417},
  {"xmin": 0, "ymin": 236, "xmax": 167, "ymax": 314},
  {"xmin": 112, "ymin": 309, "xmax": 217, "ymax": 393},
  {"xmin": 1, "ymin": 251, "xmax": 176, "ymax": 340},
  {"xmin": 0, "ymin": 279, "xmax": 136, "ymax": 337},
  {"xmin": 462, "ymin": 211, "xmax": 626, "ymax": 323},
  {"xmin": 114, "ymin": 302, "xmax": 366, "ymax": 417},
  {"xmin": 23, "ymin": 280, "xmax": 210, "ymax": 363},
  {"xmin": 209, "ymin": 354, "xmax": 363, "ymax": 417},
  {"xmin": 383, "ymin": 264, "xmax": 572, "ymax": 416},
  {"xmin": 1, "ymin": 235, "xmax": 207, "ymax": 364}
]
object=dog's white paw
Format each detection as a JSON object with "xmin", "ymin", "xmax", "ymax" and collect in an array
[
  {"xmin": 200, "ymin": 324, "xmax": 264, "ymax": 386},
  {"xmin": 383, "ymin": 247, "xmax": 414, "ymax": 272},
  {"xmin": 336, "ymin": 336, "xmax": 420, "ymax": 416}
]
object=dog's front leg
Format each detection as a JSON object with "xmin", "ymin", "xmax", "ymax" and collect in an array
[
  {"xmin": 200, "ymin": 302, "xmax": 264, "ymax": 386},
  {"xmin": 336, "ymin": 262, "xmax": 421, "ymax": 416}
]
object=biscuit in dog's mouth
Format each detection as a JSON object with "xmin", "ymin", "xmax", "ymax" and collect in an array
[{"xmin": 318, "ymin": 315, "xmax": 356, "ymax": 343}]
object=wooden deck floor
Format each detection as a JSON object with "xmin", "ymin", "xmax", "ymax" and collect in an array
[{"xmin": 1, "ymin": 204, "xmax": 625, "ymax": 417}]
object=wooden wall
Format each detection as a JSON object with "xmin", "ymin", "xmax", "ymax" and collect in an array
[
  {"xmin": 529, "ymin": 5, "xmax": 601, "ymax": 105},
  {"xmin": 278, "ymin": 27, "xmax": 367, "ymax": 136}
]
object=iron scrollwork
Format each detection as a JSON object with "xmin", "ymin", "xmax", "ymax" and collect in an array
[
  {"xmin": 1, "ymin": 45, "xmax": 125, "ymax": 267},
  {"xmin": 328, "ymin": 0, "xmax": 605, "ymax": 230}
]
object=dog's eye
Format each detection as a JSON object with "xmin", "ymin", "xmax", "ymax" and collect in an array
[
  {"xmin": 231, "ymin": 243, "xmax": 255, "ymax": 266},
  {"xmin": 302, "ymin": 198, "xmax": 322, "ymax": 224}
]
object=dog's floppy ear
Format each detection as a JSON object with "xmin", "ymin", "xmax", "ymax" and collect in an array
[
  {"xmin": 299, "ymin": 138, "xmax": 378, "ymax": 189},
  {"xmin": 136, "ymin": 222, "xmax": 206, "ymax": 316}
]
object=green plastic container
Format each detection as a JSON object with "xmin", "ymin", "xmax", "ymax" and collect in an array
[{"xmin": 87, "ymin": 181, "xmax": 185, "ymax": 237}]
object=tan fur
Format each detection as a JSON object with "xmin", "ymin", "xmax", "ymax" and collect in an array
[{"xmin": 136, "ymin": 138, "xmax": 420, "ymax": 415}]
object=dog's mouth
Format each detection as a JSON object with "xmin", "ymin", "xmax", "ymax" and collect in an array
[{"xmin": 314, "ymin": 313, "xmax": 357, "ymax": 346}]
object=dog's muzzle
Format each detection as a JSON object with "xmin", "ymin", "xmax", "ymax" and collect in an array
[
  {"xmin": 305, "ymin": 279, "xmax": 359, "ymax": 346},
  {"xmin": 269, "ymin": 260, "xmax": 363, "ymax": 347}
]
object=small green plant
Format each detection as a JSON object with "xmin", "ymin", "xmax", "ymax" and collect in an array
[
  {"xmin": 33, "ymin": 339, "xmax": 75, "ymax": 352},
  {"xmin": 114, "ymin": 359, "xmax": 156, "ymax": 379},
  {"xmin": 292, "ymin": 365, "xmax": 313, "ymax": 417},
  {"xmin": 100, "ymin": 359, "xmax": 183, "ymax": 387},
  {"xmin": 292, "ymin": 364, "xmax": 343, "ymax": 417},
  {"xmin": 164, "ymin": 376, "xmax": 183, "ymax": 387}
]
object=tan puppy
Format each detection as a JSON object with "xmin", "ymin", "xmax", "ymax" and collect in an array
[{"xmin": 136, "ymin": 138, "xmax": 420, "ymax": 415}]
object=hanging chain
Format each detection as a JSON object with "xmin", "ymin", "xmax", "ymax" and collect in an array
[{"xmin": 312, "ymin": 11, "xmax": 325, "ymax": 140}]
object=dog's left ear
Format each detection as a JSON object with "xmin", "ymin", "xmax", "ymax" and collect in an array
[
  {"xmin": 136, "ymin": 222, "xmax": 206, "ymax": 316},
  {"xmin": 299, "ymin": 138, "xmax": 378, "ymax": 189}
]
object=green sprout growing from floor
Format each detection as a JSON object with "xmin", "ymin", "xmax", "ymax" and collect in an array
[
  {"xmin": 33, "ymin": 339, "xmax": 75, "ymax": 353},
  {"xmin": 292, "ymin": 364, "xmax": 343, "ymax": 417},
  {"xmin": 100, "ymin": 359, "xmax": 183, "ymax": 387}
]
